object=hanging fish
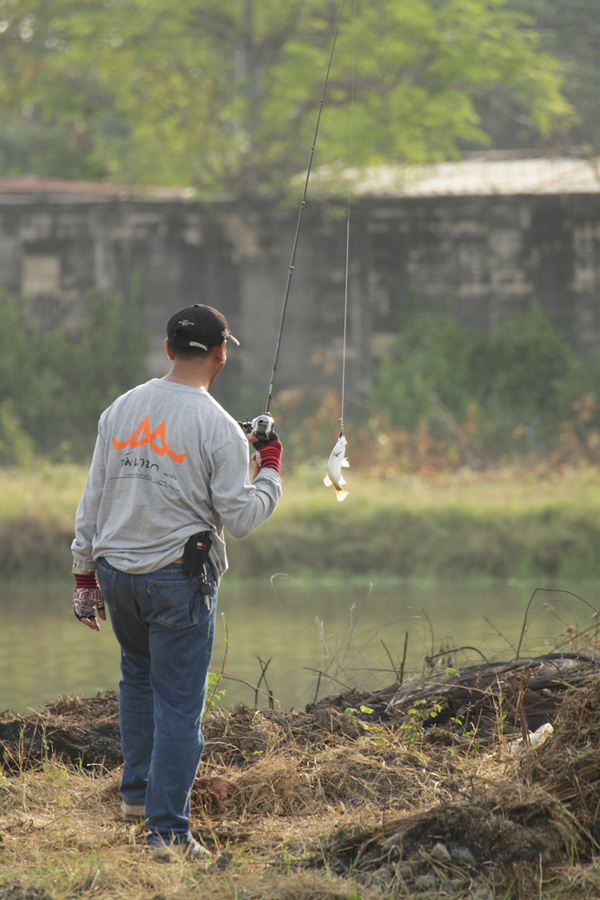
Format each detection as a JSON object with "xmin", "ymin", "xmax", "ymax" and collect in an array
[{"xmin": 324, "ymin": 433, "xmax": 350, "ymax": 502}]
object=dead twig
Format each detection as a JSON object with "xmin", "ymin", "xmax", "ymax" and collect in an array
[
  {"xmin": 516, "ymin": 588, "xmax": 600, "ymax": 659},
  {"xmin": 255, "ymin": 657, "xmax": 275, "ymax": 709}
]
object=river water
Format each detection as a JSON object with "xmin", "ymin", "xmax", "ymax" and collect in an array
[{"xmin": 2, "ymin": 576, "xmax": 598, "ymax": 715}]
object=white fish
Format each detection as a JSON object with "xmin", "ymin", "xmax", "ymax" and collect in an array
[{"xmin": 324, "ymin": 434, "xmax": 350, "ymax": 502}]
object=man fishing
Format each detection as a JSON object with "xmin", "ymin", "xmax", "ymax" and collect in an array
[{"xmin": 70, "ymin": 303, "xmax": 282, "ymax": 861}]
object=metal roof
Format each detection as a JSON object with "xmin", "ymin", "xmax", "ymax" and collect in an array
[{"xmin": 311, "ymin": 155, "xmax": 600, "ymax": 197}]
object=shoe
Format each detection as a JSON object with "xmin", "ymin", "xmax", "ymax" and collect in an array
[
  {"xmin": 121, "ymin": 800, "xmax": 146, "ymax": 822},
  {"xmin": 149, "ymin": 837, "xmax": 212, "ymax": 863}
]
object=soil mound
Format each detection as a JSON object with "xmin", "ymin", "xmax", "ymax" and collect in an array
[{"xmin": 0, "ymin": 693, "xmax": 122, "ymax": 771}]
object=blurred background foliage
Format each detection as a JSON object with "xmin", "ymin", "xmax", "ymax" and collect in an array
[
  {"xmin": 0, "ymin": 289, "xmax": 144, "ymax": 464},
  {"xmin": 0, "ymin": 0, "xmax": 593, "ymax": 193},
  {"xmin": 502, "ymin": 0, "xmax": 600, "ymax": 151},
  {"xmin": 366, "ymin": 307, "xmax": 600, "ymax": 472},
  {"xmin": 1, "ymin": 1, "xmax": 598, "ymax": 473},
  {"xmin": 3, "ymin": 288, "xmax": 599, "ymax": 473}
]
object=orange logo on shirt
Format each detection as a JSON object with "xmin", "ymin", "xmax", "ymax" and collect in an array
[{"xmin": 112, "ymin": 415, "xmax": 187, "ymax": 464}]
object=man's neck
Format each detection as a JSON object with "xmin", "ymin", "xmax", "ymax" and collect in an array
[
  {"xmin": 161, "ymin": 340, "xmax": 225, "ymax": 389},
  {"xmin": 162, "ymin": 364, "xmax": 212, "ymax": 390}
]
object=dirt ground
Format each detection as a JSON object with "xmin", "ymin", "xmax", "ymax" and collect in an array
[{"xmin": 2, "ymin": 655, "xmax": 600, "ymax": 899}]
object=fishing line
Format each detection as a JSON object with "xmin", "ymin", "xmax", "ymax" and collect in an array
[
  {"xmin": 339, "ymin": 216, "xmax": 350, "ymax": 438},
  {"xmin": 338, "ymin": 0, "xmax": 357, "ymax": 440},
  {"xmin": 264, "ymin": 0, "xmax": 347, "ymax": 416},
  {"xmin": 323, "ymin": 0, "xmax": 356, "ymax": 503}
]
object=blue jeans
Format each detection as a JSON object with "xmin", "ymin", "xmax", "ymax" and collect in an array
[{"xmin": 96, "ymin": 558, "xmax": 217, "ymax": 845}]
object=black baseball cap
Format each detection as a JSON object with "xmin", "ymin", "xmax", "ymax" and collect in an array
[{"xmin": 167, "ymin": 304, "xmax": 240, "ymax": 351}]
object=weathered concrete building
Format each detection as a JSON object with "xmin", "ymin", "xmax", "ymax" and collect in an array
[{"xmin": 1, "ymin": 158, "xmax": 599, "ymax": 411}]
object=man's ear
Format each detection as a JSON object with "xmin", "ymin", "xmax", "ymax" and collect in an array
[
  {"xmin": 165, "ymin": 338, "xmax": 175, "ymax": 361},
  {"xmin": 214, "ymin": 340, "xmax": 227, "ymax": 363}
]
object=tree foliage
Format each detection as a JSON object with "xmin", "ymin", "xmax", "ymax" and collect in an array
[
  {"xmin": 0, "ymin": 0, "xmax": 573, "ymax": 192},
  {"xmin": 477, "ymin": 0, "xmax": 600, "ymax": 150}
]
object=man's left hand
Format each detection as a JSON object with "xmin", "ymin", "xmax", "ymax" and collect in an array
[{"xmin": 72, "ymin": 574, "xmax": 106, "ymax": 632}]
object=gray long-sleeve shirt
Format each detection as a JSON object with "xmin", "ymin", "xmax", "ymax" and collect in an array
[{"xmin": 71, "ymin": 378, "xmax": 281, "ymax": 582}]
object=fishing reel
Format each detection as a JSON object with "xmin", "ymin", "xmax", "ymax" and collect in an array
[{"xmin": 239, "ymin": 414, "xmax": 277, "ymax": 447}]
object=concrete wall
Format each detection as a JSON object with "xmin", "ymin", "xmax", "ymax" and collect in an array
[{"xmin": 1, "ymin": 190, "xmax": 599, "ymax": 410}]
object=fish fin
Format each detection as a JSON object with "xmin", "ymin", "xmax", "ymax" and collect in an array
[
  {"xmin": 342, "ymin": 459, "xmax": 350, "ymax": 468},
  {"xmin": 324, "ymin": 475, "xmax": 332, "ymax": 487},
  {"xmin": 335, "ymin": 490, "xmax": 349, "ymax": 502},
  {"xmin": 339, "ymin": 475, "xmax": 346, "ymax": 486}
]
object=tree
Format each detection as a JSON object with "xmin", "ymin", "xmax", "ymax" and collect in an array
[
  {"xmin": 464, "ymin": 0, "xmax": 600, "ymax": 151},
  {"xmin": 0, "ymin": 0, "xmax": 572, "ymax": 192},
  {"xmin": 506, "ymin": 0, "xmax": 600, "ymax": 151}
]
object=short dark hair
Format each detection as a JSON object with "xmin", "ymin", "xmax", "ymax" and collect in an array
[{"xmin": 172, "ymin": 344, "xmax": 209, "ymax": 360}]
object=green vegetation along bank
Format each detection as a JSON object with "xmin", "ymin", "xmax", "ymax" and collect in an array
[{"xmin": 3, "ymin": 463, "xmax": 600, "ymax": 581}]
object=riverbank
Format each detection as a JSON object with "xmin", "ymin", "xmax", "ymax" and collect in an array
[
  {"xmin": 3, "ymin": 462, "xmax": 600, "ymax": 579},
  {"xmin": 2, "ymin": 664, "xmax": 600, "ymax": 900}
]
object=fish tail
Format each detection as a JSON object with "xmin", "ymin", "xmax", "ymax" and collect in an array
[{"xmin": 335, "ymin": 490, "xmax": 349, "ymax": 502}]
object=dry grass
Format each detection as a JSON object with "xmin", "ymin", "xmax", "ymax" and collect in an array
[
  {"xmin": 3, "ymin": 686, "xmax": 600, "ymax": 900},
  {"xmin": 519, "ymin": 680, "xmax": 600, "ymax": 834}
]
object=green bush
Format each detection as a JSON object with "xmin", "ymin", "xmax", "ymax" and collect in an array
[
  {"xmin": 3, "ymin": 290, "xmax": 599, "ymax": 470},
  {"xmin": 478, "ymin": 307, "xmax": 574, "ymax": 449},
  {"xmin": 370, "ymin": 307, "xmax": 599, "ymax": 461},
  {"xmin": 0, "ymin": 289, "xmax": 145, "ymax": 462},
  {"xmin": 371, "ymin": 314, "xmax": 485, "ymax": 430}
]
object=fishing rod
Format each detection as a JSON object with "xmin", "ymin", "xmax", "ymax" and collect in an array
[{"xmin": 242, "ymin": 0, "xmax": 347, "ymax": 442}]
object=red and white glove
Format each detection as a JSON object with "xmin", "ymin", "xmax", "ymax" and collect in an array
[
  {"xmin": 253, "ymin": 438, "xmax": 283, "ymax": 476},
  {"xmin": 72, "ymin": 573, "xmax": 105, "ymax": 622}
]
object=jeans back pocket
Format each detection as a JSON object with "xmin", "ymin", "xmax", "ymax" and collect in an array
[{"xmin": 147, "ymin": 574, "xmax": 205, "ymax": 631}]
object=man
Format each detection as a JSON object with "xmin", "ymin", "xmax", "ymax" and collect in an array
[{"xmin": 71, "ymin": 304, "xmax": 282, "ymax": 861}]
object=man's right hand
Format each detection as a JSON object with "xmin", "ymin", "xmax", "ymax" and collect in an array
[{"xmin": 251, "ymin": 437, "xmax": 282, "ymax": 476}]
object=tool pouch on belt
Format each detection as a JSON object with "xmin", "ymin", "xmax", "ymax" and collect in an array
[{"xmin": 182, "ymin": 531, "xmax": 212, "ymax": 580}]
